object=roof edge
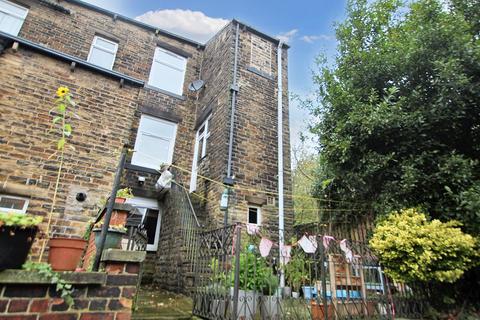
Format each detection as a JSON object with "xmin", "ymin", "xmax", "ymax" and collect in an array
[
  {"xmin": 62, "ymin": 0, "xmax": 205, "ymax": 48},
  {"xmin": 232, "ymin": 19, "xmax": 290, "ymax": 49}
]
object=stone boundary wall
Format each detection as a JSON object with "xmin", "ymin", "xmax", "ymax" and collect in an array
[{"xmin": 0, "ymin": 249, "xmax": 145, "ymax": 320}]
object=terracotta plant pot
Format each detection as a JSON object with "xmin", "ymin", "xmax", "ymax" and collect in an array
[
  {"xmin": 0, "ymin": 226, "xmax": 38, "ymax": 270},
  {"xmin": 115, "ymin": 197, "xmax": 126, "ymax": 204},
  {"xmin": 48, "ymin": 237, "xmax": 87, "ymax": 271},
  {"xmin": 311, "ymin": 300, "xmax": 335, "ymax": 320}
]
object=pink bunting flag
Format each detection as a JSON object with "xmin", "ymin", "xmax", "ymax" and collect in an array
[
  {"xmin": 280, "ymin": 245, "xmax": 292, "ymax": 264},
  {"xmin": 259, "ymin": 237, "xmax": 273, "ymax": 257},
  {"xmin": 323, "ymin": 235, "xmax": 335, "ymax": 250},
  {"xmin": 246, "ymin": 223, "xmax": 259, "ymax": 235}
]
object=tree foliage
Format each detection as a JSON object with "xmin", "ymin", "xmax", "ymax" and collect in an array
[
  {"xmin": 370, "ymin": 208, "xmax": 478, "ymax": 283},
  {"xmin": 308, "ymin": 0, "xmax": 480, "ymax": 235},
  {"xmin": 292, "ymin": 146, "xmax": 320, "ymax": 225}
]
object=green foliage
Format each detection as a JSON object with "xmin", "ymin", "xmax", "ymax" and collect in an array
[
  {"xmin": 116, "ymin": 187, "xmax": 134, "ymax": 199},
  {"xmin": 0, "ymin": 212, "xmax": 42, "ymax": 228},
  {"xmin": 51, "ymin": 87, "xmax": 75, "ymax": 152},
  {"xmin": 307, "ymin": 0, "xmax": 480, "ymax": 235},
  {"xmin": 292, "ymin": 147, "xmax": 321, "ymax": 225},
  {"xmin": 231, "ymin": 245, "xmax": 270, "ymax": 291},
  {"xmin": 260, "ymin": 270, "xmax": 279, "ymax": 296},
  {"xmin": 23, "ymin": 262, "xmax": 74, "ymax": 305},
  {"xmin": 284, "ymin": 251, "xmax": 309, "ymax": 291},
  {"xmin": 370, "ymin": 208, "xmax": 478, "ymax": 283},
  {"xmin": 82, "ymin": 220, "xmax": 94, "ymax": 240},
  {"xmin": 93, "ymin": 222, "xmax": 127, "ymax": 233}
]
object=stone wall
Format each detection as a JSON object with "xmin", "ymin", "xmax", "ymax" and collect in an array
[
  {"xmin": 0, "ymin": 249, "xmax": 145, "ymax": 320},
  {"xmin": 0, "ymin": 0, "xmax": 294, "ymax": 291},
  {"xmin": 0, "ymin": 0, "xmax": 201, "ymax": 260}
]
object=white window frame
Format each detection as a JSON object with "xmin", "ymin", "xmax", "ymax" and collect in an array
[
  {"xmin": 148, "ymin": 47, "xmax": 187, "ymax": 95},
  {"xmin": 247, "ymin": 206, "xmax": 261, "ymax": 226},
  {"xmin": 87, "ymin": 35, "xmax": 118, "ymax": 70},
  {"xmin": 125, "ymin": 197, "xmax": 161, "ymax": 252},
  {"xmin": 0, "ymin": 0, "xmax": 28, "ymax": 36},
  {"xmin": 131, "ymin": 115, "xmax": 178, "ymax": 170},
  {"xmin": 0, "ymin": 194, "xmax": 29, "ymax": 214},
  {"xmin": 189, "ymin": 116, "xmax": 211, "ymax": 192}
]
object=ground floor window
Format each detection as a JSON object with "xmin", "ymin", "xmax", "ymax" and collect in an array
[
  {"xmin": 0, "ymin": 194, "xmax": 29, "ymax": 214},
  {"xmin": 125, "ymin": 197, "xmax": 161, "ymax": 251},
  {"xmin": 247, "ymin": 206, "xmax": 261, "ymax": 225}
]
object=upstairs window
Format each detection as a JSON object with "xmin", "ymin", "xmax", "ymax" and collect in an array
[
  {"xmin": 87, "ymin": 36, "xmax": 118, "ymax": 70},
  {"xmin": 148, "ymin": 47, "xmax": 187, "ymax": 96},
  {"xmin": 248, "ymin": 206, "xmax": 261, "ymax": 225},
  {"xmin": 0, "ymin": 194, "xmax": 29, "ymax": 214},
  {"xmin": 131, "ymin": 115, "xmax": 177, "ymax": 170},
  {"xmin": 196, "ymin": 116, "xmax": 211, "ymax": 160},
  {"xmin": 189, "ymin": 116, "xmax": 211, "ymax": 192},
  {"xmin": 0, "ymin": 0, "xmax": 28, "ymax": 36}
]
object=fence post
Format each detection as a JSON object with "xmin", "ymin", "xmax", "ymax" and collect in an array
[
  {"xmin": 92, "ymin": 146, "xmax": 127, "ymax": 271},
  {"xmin": 232, "ymin": 225, "xmax": 241, "ymax": 320},
  {"xmin": 319, "ymin": 236, "xmax": 329, "ymax": 320}
]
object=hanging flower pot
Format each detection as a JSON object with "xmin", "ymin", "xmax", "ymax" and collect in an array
[
  {"xmin": 0, "ymin": 212, "xmax": 41, "ymax": 270},
  {"xmin": 48, "ymin": 237, "xmax": 87, "ymax": 271}
]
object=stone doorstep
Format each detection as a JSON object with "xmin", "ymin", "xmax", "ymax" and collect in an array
[
  {"xmin": 0, "ymin": 270, "xmax": 106, "ymax": 285},
  {"xmin": 101, "ymin": 249, "xmax": 147, "ymax": 263}
]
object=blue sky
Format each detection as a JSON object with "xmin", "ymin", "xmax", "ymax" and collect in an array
[{"xmin": 84, "ymin": 0, "xmax": 348, "ymax": 156}]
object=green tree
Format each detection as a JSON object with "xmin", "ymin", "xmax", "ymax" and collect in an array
[
  {"xmin": 308, "ymin": 0, "xmax": 480, "ymax": 235},
  {"xmin": 292, "ymin": 145, "xmax": 320, "ymax": 225}
]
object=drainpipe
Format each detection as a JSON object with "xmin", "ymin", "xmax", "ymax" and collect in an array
[
  {"xmin": 277, "ymin": 41, "xmax": 285, "ymax": 288},
  {"xmin": 226, "ymin": 22, "xmax": 240, "ymax": 182}
]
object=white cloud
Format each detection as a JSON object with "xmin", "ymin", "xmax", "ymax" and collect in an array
[
  {"xmin": 301, "ymin": 34, "xmax": 335, "ymax": 43},
  {"xmin": 136, "ymin": 9, "xmax": 229, "ymax": 43},
  {"xmin": 276, "ymin": 29, "xmax": 299, "ymax": 44}
]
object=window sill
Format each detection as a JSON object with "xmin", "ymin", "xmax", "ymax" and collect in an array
[
  {"xmin": 247, "ymin": 66, "xmax": 274, "ymax": 81},
  {"xmin": 144, "ymin": 85, "xmax": 186, "ymax": 100},
  {"xmin": 125, "ymin": 163, "xmax": 159, "ymax": 174}
]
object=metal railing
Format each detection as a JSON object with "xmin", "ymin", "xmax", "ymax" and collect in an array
[{"xmin": 192, "ymin": 222, "xmax": 426, "ymax": 320}]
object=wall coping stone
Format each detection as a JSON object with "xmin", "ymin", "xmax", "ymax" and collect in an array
[
  {"xmin": 101, "ymin": 249, "xmax": 146, "ymax": 263},
  {"xmin": 0, "ymin": 270, "xmax": 106, "ymax": 284}
]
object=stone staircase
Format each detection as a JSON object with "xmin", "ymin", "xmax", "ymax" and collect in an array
[{"xmin": 133, "ymin": 285, "xmax": 198, "ymax": 320}]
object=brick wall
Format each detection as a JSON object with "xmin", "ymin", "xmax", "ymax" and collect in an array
[
  {"xmin": 0, "ymin": 249, "xmax": 145, "ymax": 320},
  {"xmin": 1, "ymin": 0, "xmax": 293, "ymax": 291}
]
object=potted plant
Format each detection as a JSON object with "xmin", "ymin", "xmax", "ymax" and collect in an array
[
  {"xmin": 39, "ymin": 86, "xmax": 87, "ymax": 271},
  {"xmin": 285, "ymin": 252, "xmax": 309, "ymax": 298},
  {"xmin": 92, "ymin": 222, "xmax": 127, "ymax": 249},
  {"xmin": 230, "ymin": 245, "xmax": 266, "ymax": 320},
  {"xmin": 0, "ymin": 212, "xmax": 42, "ymax": 270},
  {"xmin": 260, "ymin": 271, "xmax": 280, "ymax": 319},
  {"xmin": 48, "ymin": 235, "xmax": 88, "ymax": 271},
  {"xmin": 115, "ymin": 187, "xmax": 133, "ymax": 204}
]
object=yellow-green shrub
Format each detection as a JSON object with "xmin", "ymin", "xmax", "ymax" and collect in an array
[{"xmin": 369, "ymin": 208, "xmax": 478, "ymax": 283}]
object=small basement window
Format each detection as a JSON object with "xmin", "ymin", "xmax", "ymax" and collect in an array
[
  {"xmin": 248, "ymin": 206, "xmax": 261, "ymax": 225},
  {"xmin": 0, "ymin": 194, "xmax": 29, "ymax": 214}
]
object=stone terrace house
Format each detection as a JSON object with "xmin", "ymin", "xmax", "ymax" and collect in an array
[{"xmin": 0, "ymin": 0, "xmax": 293, "ymax": 290}]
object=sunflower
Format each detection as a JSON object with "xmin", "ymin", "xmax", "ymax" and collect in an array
[{"xmin": 56, "ymin": 86, "xmax": 70, "ymax": 97}]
